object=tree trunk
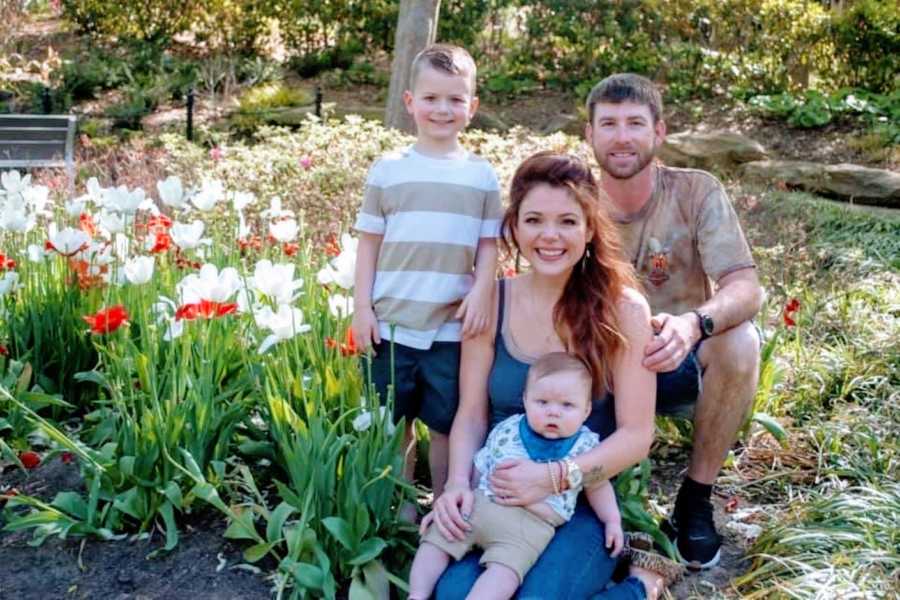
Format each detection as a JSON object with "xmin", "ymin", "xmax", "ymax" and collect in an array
[{"xmin": 384, "ymin": 0, "xmax": 441, "ymax": 132}]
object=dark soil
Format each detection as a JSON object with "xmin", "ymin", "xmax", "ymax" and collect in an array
[{"xmin": 0, "ymin": 459, "xmax": 270, "ymax": 600}]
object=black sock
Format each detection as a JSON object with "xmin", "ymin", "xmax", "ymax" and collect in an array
[{"xmin": 675, "ymin": 476, "xmax": 713, "ymax": 513}]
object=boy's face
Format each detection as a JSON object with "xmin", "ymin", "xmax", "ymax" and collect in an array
[
  {"xmin": 524, "ymin": 371, "xmax": 592, "ymax": 439},
  {"xmin": 403, "ymin": 65, "xmax": 478, "ymax": 146},
  {"xmin": 585, "ymin": 101, "xmax": 666, "ymax": 180}
]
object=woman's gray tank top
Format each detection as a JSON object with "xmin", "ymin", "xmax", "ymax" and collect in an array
[{"xmin": 486, "ymin": 279, "xmax": 617, "ymax": 439}]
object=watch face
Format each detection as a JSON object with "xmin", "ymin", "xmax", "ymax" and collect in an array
[
  {"xmin": 702, "ymin": 315, "xmax": 714, "ymax": 335},
  {"xmin": 568, "ymin": 468, "xmax": 582, "ymax": 488}
]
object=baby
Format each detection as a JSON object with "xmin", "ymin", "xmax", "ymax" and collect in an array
[{"xmin": 409, "ymin": 352, "xmax": 623, "ymax": 599}]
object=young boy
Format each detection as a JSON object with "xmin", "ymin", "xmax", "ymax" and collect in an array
[
  {"xmin": 352, "ymin": 44, "xmax": 501, "ymax": 503},
  {"xmin": 408, "ymin": 353, "xmax": 624, "ymax": 600}
]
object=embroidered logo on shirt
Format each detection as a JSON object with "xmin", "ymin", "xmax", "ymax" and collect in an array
[{"xmin": 645, "ymin": 237, "xmax": 671, "ymax": 287}]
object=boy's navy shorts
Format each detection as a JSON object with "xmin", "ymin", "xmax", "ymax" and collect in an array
[
  {"xmin": 655, "ymin": 345, "xmax": 703, "ymax": 419},
  {"xmin": 364, "ymin": 340, "xmax": 460, "ymax": 435}
]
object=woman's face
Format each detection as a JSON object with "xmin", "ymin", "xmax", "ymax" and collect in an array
[{"xmin": 516, "ymin": 183, "xmax": 591, "ymax": 278}]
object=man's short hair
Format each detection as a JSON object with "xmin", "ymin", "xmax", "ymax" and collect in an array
[
  {"xmin": 526, "ymin": 352, "xmax": 593, "ymax": 394},
  {"xmin": 585, "ymin": 73, "xmax": 663, "ymax": 124},
  {"xmin": 409, "ymin": 43, "xmax": 477, "ymax": 92}
]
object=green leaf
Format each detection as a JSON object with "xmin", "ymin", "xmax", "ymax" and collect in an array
[
  {"xmin": 190, "ymin": 482, "xmax": 228, "ymax": 513},
  {"xmin": 322, "ymin": 516, "xmax": 355, "ymax": 552},
  {"xmin": 51, "ymin": 492, "xmax": 87, "ymax": 520},
  {"xmin": 118, "ymin": 455, "xmax": 136, "ymax": 477},
  {"xmin": 114, "ymin": 487, "xmax": 148, "ymax": 521},
  {"xmin": 349, "ymin": 538, "xmax": 386, "ymax": 566},
  {"xmin": 223, "ymin": 509, "xmax": 261, "ymax": 542},
  {"xmin": 280, "ymin": 558, "xmax": 324, "ymax": 590},
  {"xmin": 266, "ymin": 502, "xmax": 295, "ymax": 544},
  {"xmin": 159, "ymin": 501, "xmax": 179, "ymax": 551},
  {"xmin": 243, "ymin": 541, "xmax": 276, "ymax": 563},
  {"xmin": 752, "ymin": 412, "xmax": 788, "ymax": 445},
  {"xmin": 162, "ymin": 481, "xmax": 183, "ymax": 508}
]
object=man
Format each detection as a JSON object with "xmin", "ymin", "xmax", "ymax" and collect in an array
[{"xmin": 585, "ymin": 73, "xmax": 764, "ymax": 570}]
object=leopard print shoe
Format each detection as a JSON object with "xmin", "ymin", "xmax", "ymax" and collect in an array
[{"xmin": 624, "ymin": 531, "xmax": 686, "ymax": 587}]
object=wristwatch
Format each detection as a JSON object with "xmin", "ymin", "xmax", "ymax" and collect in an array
[
  {"xmin": 562, "ymin": 458, "xmax": 582, "ymax": 490},
  {"xmin": 692, "ymin": 310, "xmax": 714, "ymax": 341}
]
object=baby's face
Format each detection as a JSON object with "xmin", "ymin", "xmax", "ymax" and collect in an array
[{"xmin": 524, "ymin": 371, "xmax": 591, "ymax": 439}]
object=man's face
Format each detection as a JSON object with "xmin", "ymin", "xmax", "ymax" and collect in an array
[{"xmin": 586, "ymin": 101, "xmax": 665, "ymax": 180}]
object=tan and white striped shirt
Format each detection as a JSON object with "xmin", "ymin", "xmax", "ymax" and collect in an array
[{"xmin": 355, "ymin": 146, "xmax": 502, "ymax": 349}]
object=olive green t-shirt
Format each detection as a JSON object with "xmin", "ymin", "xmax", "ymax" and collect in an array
[{"xmin": 614, "ymin": 165, "xmax": 755, "ymax": 315}]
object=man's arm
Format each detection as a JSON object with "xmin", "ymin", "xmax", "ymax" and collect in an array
[{"xmin": 642, "ymin": 267, "xmax": 763, "ymax": 372}]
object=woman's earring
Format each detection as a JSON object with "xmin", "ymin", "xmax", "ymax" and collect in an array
[{"xmin": 581, "ymin": 245, "xmax": 591, "ymax": 273}]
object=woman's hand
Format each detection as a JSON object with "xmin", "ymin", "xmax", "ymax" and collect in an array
[
  {"xmin": 421, "ymin": 484, "xmax": 474, "ymax": 542},
  {"xmin": 489, "ymin": 459, "xmax": 552, "ymax": 505}
]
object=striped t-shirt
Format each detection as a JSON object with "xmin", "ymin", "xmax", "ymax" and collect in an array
[{"xmin": 354, "ymin": 146, "xmax": 503, "ymax": 350}]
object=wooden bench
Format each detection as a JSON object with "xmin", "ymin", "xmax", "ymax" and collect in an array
[{"xmin": 0, "ymin": 114, "xmax": 77, "ymax": 189}]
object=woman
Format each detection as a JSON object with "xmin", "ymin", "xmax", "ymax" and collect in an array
[{"xmin": 425, "ymin": 152, "xmax": 662, "ymax": 599}]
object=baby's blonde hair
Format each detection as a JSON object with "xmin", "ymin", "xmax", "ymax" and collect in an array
[{"xmin": 526, "ymin": 352, "xmax": 593, "ymax": 404}]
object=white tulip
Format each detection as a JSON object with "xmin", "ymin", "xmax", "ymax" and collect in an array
[
  {"xmin": 23, "ymin": 185, "xmax": 51, "ymax": 217},
  {"xmin": 0, "ymin": 272, "xmax": 19, "ymax": 296},
  {"xmin": 191, "ymin": 179, "xmax": 224, "ymax": 211},
  {"xmin": 47, "ymin": 227, "xmax": 90, "ymax": 256},
  {"xmin": 170, "ymin": 220, "xmax": 209, "ymax": 249},
  {"xmin": 229, "ymin": 191, "xmax": 256, "ymax": 212},
  {"xmin": 254, "ymin": 304, "xmax": 311, "ymax": 354},
  {"xmin": 65, "ymin": 198, "xmax": 86, "ymax": 217},
  {"xmin": 102, "ymin": 185, "xmax": 145, "ymax": 215},
  {"xmin": 27, "ymin": 244, "xmax": 46, "ymax": 263},
  {"xmin": 269, "ymin": 218, "xmax": 299, "ymax": 243},
  {"xmin": 1, "ymin": 170, "xmax": 30, "ymax": 196},
  {"xmin": 251, "ymin": 259, "xmax": 303, "ymax": 305},
  {"xmin": 124, "ymin": 256, "xmax": 155, "ymax": 285},
  {"xmin": 157, "ymin": 176, "xmax": 187, "ymax": 209},
  {"xmin": 99, "ymin": 211, "xmax": 125, "ymax": 235},
  {"xmin": 260, "ymin": 196, "xmax": 294, "ymax": 220},
  {"xmin": 328, "ymin": 293, "xmax": 353, "ymax": 318},
  {"xmin": 177, "ymin": 263, "xmax": 241, "ymax": 304}
]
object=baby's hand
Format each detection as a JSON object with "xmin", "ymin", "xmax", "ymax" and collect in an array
[
  {"xmin": 605, "ymin": 519, "xmax": 625, "ymax": 557},
  {"xmin": 456, "ymin": 285, "xmax": 490, "ymax": 339}
]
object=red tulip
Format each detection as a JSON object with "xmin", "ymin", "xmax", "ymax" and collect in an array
[
  {"xmin": 0, "ymin": 252, "xmax": 15, "ymax": 271},
  {"xmin": 19, "ymin": 451, "xmax": 41, "ymax": 469},
  {"xmin": 175, "ymin": 300, "xmax": 237, "ymax": 321},
  {"xmin": 149, "ymin": 232, "xmax": 172, "ymax": 254},
  {"xmin": 83, "ymin": 305, "xmax": 129, "ymax": 334},
  {"xmin": 0, "ymin": 345, "xmax": 8, "ymax": 357},
  {"xmin": 782, "ymin": 298, "xmax": 801, "ymax": 328}
]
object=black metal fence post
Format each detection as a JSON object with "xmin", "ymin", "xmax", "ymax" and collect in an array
[
  {"xmin": 186, "ymin": 88, "xmax": 195, "ymax": 141},
  {"xmin": 315, "ymin": 86, "xmax": 322, "ymax": 118},
  {"xmin": 41, "ymin": 87, "xmax": 51, "ymax": 114}
]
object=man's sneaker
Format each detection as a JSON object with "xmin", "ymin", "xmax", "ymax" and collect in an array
[{"xmin": 663, "ymin": 497, "xmax": 722, "ymax": 570}]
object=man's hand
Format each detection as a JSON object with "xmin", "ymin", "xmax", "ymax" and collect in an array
[
  {"xmin": 455, "ymin": 284, "xmax": 491, "ymax": 339},
  {"xmin": 489, "ymin": 459, "xmax": 552, "ymax": 506},
  {"xmin": 422, "ymin": 484, "xmax": 474, "ymax": 542},
  {"xmin": 642, "ymin": 312, "xmax": 699, "ymax": 372},
  {"xmin": 351, "ymin": 305, "xmax": 381, "ymax": 352},
  {"xmin": 605, "ymin": 519, "xmax": 625, "ymax": 557}
]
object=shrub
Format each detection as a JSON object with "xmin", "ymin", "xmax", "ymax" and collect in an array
[{"xmin": 831, "ymin": 0, "xmax": 899, "ymax": 93}]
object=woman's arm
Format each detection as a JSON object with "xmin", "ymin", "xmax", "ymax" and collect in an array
[
  {"xmin": 426, "ymin": 282, "xmax": 497, "ymax": 541},
  {"xmin": 491, "ymin": 288, "xmax": 655, "ymax": 504}
]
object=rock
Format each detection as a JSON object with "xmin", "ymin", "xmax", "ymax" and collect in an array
[
  {"xmin": 740, "ymin": 160, "xmax": 900, "ymax": 207},
  {"xmin": 660, "ymin": 130, "xmax": 768, "ymax": 171},
  {"xmin": 470, "ymin": 109, "xmax": 509, "ymax": 132},
  {"xmin": 540, "ymin": 113, "xmax": 582, "ymax": 135}
]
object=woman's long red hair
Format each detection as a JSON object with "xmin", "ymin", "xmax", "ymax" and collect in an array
[{"xmin": 501, "ymin": 151, "xmax": 637, "ymax": 395}]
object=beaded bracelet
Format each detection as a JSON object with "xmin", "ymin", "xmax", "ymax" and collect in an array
[{"xmin": 547, "ymin": 460, "xmax": 560, "ymax": 495}]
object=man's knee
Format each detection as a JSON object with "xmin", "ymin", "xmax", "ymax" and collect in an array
[{"xmin": 698, "ymin": 321, "xmax": 760, "ymax": 379}]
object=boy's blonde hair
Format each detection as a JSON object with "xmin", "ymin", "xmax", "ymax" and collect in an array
[
  {"xmin": 526, "ymin": 352, "xmax": 593, "ymax": 402},
  {"xmin": 409, "ymin": 43, "xmax": 477, "ymax": 92}
]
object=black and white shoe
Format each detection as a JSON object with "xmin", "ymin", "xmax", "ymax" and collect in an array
[{"xmin": 662, "ymin": 496, "xmax": 722, "ymax": 570}]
